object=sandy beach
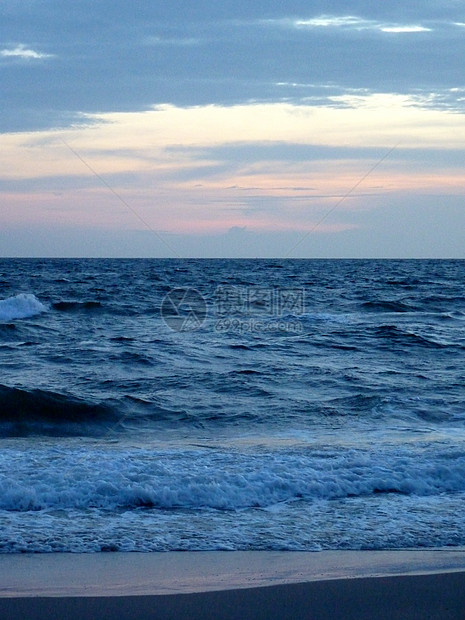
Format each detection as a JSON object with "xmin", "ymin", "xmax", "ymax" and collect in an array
[{"xmin": 1, "ymin": 550, "xmax": 465, "ymax": 619}]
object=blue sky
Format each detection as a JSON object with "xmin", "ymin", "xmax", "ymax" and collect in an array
[{"xmin": 1, "ymin": 0, "xmax": 464, "ymax": 257}]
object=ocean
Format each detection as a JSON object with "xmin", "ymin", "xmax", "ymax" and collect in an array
[{"xmin": 0, "ymin": 258, "xmax": 464, "ymax": 553}]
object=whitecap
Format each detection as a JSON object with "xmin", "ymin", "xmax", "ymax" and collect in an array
[{"xmin": 0, "ymin": 293, "xmax": 48, "ymax": 321}]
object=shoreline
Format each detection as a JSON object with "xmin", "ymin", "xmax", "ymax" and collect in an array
[
  {"xmin": 1, "ymin": 550, "xmax": 465, "ymax": 619},
  {"xmin": 1, "ymin": 549, "xmax": 465, "ymax": 598}
]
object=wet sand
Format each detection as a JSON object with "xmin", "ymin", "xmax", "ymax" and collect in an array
[{"xmin": 1, "ymin": 550, "xmax": 465, "ymax": 619}]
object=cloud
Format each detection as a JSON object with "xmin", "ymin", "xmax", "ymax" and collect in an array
[
  {"xmin": 3, "ymin": 94, "xmax": 465, "ymax": 185},
  {"xmin": 143, "ymin": 36, "xmax": 202, "ymax": 46},
  {"xmin": 1, "ymin": 94, "xmax": 465, "ymax": 257},
  {"xmin": 1, "ymin": 5, "xmax": 463, "ymax": 134},
  {"xmin": 0, "ymin": 44, "xmax": 54, "ymax": 60},
  {"xmin": 2, "ymin": 95, "xmax": 464, "ymax": 239},
  {"xmin": 228, "ymin": 225, "xmax": 247, "ymax": 234},
  {"xmin": 293, "ymin": 16, "xmax": 373, "ymax": 29},
  {"xmin": 266, "ymin": 15, "xmax": 432, "ymax": 34},
  {"xmin": 380, "ymin": 26, "xmax": 431, "ymax": 33}
]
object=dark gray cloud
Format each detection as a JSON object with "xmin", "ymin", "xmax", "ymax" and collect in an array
[{"xmin": 1, "ymin": 0, "xmax": 465, "ymax": 132}]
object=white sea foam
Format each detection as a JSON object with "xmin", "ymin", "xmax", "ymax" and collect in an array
[
  {"xmin": 2, "ymin": 444, "xmax": 465, "ymax": 552},
  {"xmin": 0, "ymin": 294, "xmax": 47, "ymax": 321},
  {"xmin": 1, "ymin": 445, "xmax": 465, "ymax": 513}
]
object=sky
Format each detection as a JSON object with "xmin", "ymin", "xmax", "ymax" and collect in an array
[{"xmin": 1, "ymin": 0, "xmax": 464, "ymax": 258}]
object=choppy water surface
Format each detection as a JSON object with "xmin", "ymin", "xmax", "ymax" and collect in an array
[{"xmin": 0, "ymin": 258, "xmax": 464, "ymax": 552}]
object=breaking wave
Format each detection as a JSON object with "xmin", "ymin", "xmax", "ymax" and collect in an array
[
  {"xmin": 0, "ymin": 294, "xmax": 47, "ymax": 321},
  {"xmin": 1, "ymin": 446, "xmax": 465, "ymax": 512}
]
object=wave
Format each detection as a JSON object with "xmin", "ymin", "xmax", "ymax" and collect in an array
[
  {"xmin": 0, "ymin": 385, "xmax": 223, "ymax": 436},
  {"xmin": 360, "ymin": 300, "xmax": 415, "ymax": 313},
  {"xmin": 52, "ymin": 300, "xmax": 103, "ymax": 312},
  {"xmin": 0, "ymin": 385, "xmax": 117, "ymax": 437},
  {"xmin": 373, "ymin": 325, "xmax": 454, "ymax": 349},
  {"xmin": 110, "ymin": 351, "xmax": 154, "ymax": 365},
  {"xmin": 299, "ymin": 312, "xmax": 351, "ymax": 324},
  {"xmin": 0, "ymin": 294, "xmax": 47, "ymax": 321},
  {"xmin": 1, "ymin": 446, "xmax": 465, "ymax": 512},
  {"xmin": 325, "ymin": 393, "xmax": 384, "ymax": 414},
  {"xmin": 0, "ymin": 323, "xmax": 16, "ymax": 335},
  {"xmin": 385, "ymin": 278, "xmax": 422, "ymax": 287},
  {"xmin": 423, "ymin": 294, "xmax": 465, "ymax": 306}
]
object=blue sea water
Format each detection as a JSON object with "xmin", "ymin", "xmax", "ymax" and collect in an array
[{"xmin": 0, "ymin": 258, "xmax": 464, "ymax": 553}]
